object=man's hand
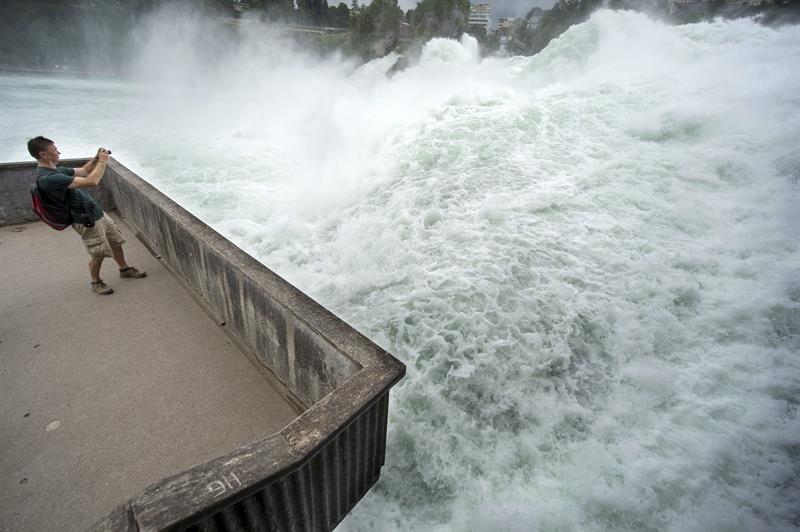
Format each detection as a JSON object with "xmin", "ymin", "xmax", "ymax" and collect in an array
[
  {"xmin": 70, "ymin": 148, "xmax": 110, "ymax": 189},
  {"xmin": 76, "ymin": 146, "xmax": 111, "ymax": 178}
]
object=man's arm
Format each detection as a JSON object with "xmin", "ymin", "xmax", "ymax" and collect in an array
[
  {"xmin": 74, "ymin": 147, "xmax": 106, "ymax": 177},
  {"xmin": 68, "ymin": 150, "xmax": 109, "ymax": 189}
]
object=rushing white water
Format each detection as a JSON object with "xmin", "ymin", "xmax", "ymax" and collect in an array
[{"xmin": 2, "ymin": 9, "xmax": 799, "ymax": 531}]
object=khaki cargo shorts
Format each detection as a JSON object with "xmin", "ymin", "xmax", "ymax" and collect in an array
[{"xmin": 72, "ymin": 213, "xmax": 126, "ymax": 258}]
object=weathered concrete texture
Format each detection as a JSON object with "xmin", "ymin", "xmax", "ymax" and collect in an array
[
  {"xmin": 0, "ymin": 220, "xmax": 299, "ymax": 532},
  {"xmin": 0, "ymin": 163, "xmax": 40, "ymax": 225},
  {"xmin": 97, "ymin": 392, "xmax": 392, "ymax": 532}
]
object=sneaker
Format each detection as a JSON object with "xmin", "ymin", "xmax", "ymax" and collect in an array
[
  {"xmin": 119, "ymin": 266, "xmax": 147, "ymax": 279},
  {"xmin": 91, "ymin": 280, "xmax": 114, "ymax": 295}
]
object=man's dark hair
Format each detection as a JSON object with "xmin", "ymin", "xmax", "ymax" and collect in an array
[{"xmin": 27, "ymin": 136, "xmax": 54, "ymax": 160}]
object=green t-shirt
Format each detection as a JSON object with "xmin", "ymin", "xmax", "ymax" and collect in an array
[{"xmin": 37, "ymin": 166, "xmax": 103, "ymax": 223}]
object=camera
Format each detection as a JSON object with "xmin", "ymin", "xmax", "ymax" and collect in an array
[{"xmin": 79, "ymin": 212, "xmax": 95, "ymax": 228}]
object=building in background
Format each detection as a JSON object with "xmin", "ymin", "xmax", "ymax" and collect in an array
[
  {"xmin": 526, "ymin": 7, "xmax": 543, "ymax": 29},
  {"xmin": 232, "ymin": 0, "xmax": 251, "ymax": 12},
  {"xmin": 468, "ymin": 3, "xmax": 491, "ymax": 34},
  {"xmin": 497, "ymin": 17, "xmax": 517, "ymax": 43},
  {"xmin": 399, "ymin": 22, "xmax": 412, "ymax": 42}
]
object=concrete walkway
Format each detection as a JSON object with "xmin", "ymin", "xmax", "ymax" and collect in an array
[{"xmin": 0, "ymin": 217, "xmax": 300, "ymax": 532}]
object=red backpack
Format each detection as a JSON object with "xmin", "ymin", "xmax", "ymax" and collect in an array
[{"xmin": 31, "ymin": 177, "xmax": 72, "ymax": 230}]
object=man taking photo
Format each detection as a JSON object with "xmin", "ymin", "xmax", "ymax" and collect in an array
[{"xmin": 29, "ymin": 136, "xmax": 146, "ymax": 295}]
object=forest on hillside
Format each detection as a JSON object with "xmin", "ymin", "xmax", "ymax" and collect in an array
[{"xmin": 2, "ymin": 0, "xmax": 798, "ymax": 73}]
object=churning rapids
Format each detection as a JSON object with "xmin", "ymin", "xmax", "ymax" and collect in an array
[{"xmin": 2, "ymin": 9, "xmax": 799, "ymax": 532}]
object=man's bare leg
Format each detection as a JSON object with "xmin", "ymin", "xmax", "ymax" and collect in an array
[
  {"xmin": 89, "ymin": 256, "xmax": 114, "ymax": 294},
  {"xmin": 89, "ymin": 256, "xmax": 104, "ymax": 282},
  {"xmin": 112, "ymin": 244, "xmax": 147, "ymax": 278},
  {"xmin": 110, "ymin": 244, "xmax": 129, "ymax": 269}
]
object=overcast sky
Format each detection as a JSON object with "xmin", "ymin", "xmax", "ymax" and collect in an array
[{"xmin": 396, "ymin": 0, "xmax": 557, "ymax": 25}]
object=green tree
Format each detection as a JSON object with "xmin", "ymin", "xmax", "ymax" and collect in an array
[
  {"xmin": 317, "ymin": 0, "xmax": 331, "ymax": 25},
  {"xmin": 251, "ymin": 0, "xmax": 296, "ymax": 22},
  {"xmin": 410, "ymin": 0, "xmax": 469, "ymax": 41},
  {"xmin": 330, "ymin": 2, "xmax": 350, "ymax": 28},
  {"xmin": 349, "ymin": 0, "xmax": 402, "ymax": 59},
  {"xmin": 512, "ymin": 0, "xmax": 602, "ymax": 56}
]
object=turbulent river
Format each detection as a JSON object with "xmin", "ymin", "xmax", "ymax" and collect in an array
[{"xmin": 2, "ymin": 9, "xmax": 799, "ymax": 532}]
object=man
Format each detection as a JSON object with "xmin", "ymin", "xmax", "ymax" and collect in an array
[{"xmin": 28, "ymin": 136, "xmax": 146, "ymax": 295}]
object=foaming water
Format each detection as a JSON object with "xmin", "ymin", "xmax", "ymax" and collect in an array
[{"xmin": 2, "ymin": 10, "xmax": 798, "ymax": 531}]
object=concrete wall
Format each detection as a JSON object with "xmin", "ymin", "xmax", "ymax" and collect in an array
[
  {"xmin": 0, "ymin": 162, "xmax": 39, "ymax": 225},
  {"xmin": 0, "ymin": 159, "xmax": 405, "ymax": 531},
  {"xmin": 103, "ymin": 162, "xmax": 365, "ymax": 407}
]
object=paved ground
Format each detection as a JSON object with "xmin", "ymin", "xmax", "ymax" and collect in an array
[{"xmin": 0, "ymin": 217, "xmax": 300, "ymax": 532}]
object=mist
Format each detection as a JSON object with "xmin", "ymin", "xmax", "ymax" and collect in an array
[{"xmin": 2, "ymin": 5, "xmax": 799, "ymax": 532}]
